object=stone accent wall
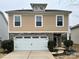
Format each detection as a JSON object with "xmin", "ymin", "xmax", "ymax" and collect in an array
[
  {"xmin": 9, "ymin": 33, "xmax": 54, "ymax": 40},
  {"xmin": 47, "ymin": 33, "xmax": 53, "ymax": 40}
]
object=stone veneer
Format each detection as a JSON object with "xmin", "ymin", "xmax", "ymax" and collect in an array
[{"xmin": 9, "ymin": 33, "xmax": 54, "ymax": 40}]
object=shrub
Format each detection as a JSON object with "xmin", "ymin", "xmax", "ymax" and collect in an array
[
  {"xmin": 64, "ymin": 40, "xmax": 73, "ymax": 48},
  {"xmin": 63, "ymin": 40, "xmax": 74, "ymax": 55},
  {"xmin": 48, "ymin": 40, "xmax": 56, "ymax": 52},
  {"xmin": 1, "ymin": 40, "xmax": 14, "ymax": 53}
]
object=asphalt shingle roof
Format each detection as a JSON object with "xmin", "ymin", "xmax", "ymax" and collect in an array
[{"xmin": 5, "ymin": 9, "xmax": 72, "ymax": 14}]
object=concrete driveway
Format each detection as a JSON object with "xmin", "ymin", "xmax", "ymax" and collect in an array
[{"xmin": 1, "ymin": 51, "xmax": 55, "ymax": 59}]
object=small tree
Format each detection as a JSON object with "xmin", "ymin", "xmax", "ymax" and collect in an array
[
  {"xmin": 63, "ymin": 39, "xmax": 74, "ymax": 55},
  {"xmin": 64, "ymin": 40, "xmax": 73, "ymax": 48},
  {"xmin": 1, "ymin": 40, "xmax": 14, "ymax": 53},
  {"xmin": 48, "ymin": 40, "xmax": 56, "ymax": 52}
]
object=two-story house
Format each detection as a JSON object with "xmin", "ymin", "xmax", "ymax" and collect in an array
[{"xmin": 6, "ymin": 3, "xmax": 71, "ymax": 51}]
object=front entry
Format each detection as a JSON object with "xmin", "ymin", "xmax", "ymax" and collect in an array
[
  {"xmin": 14, "ymin": 36, "xmax": 48, "ymax": 50},
  {"xmin": 53, "ymin": 33, "xmax": 62, "ymax": 47}
]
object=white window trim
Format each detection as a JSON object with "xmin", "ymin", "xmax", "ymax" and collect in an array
[
  {"xmin": 56, "ymin": 15, "xmax": 64, "ymax": 27},
  {"xmin": 13, "ymin": 15, "xmax": 22, "ymax": 27},
  {"xmin": 35, "ymin": 15, "xmax": 43, "ymax": 27}
]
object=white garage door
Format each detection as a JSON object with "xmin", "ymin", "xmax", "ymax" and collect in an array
[{"xmin": 14, "ymin": 36, "xmax": 48, "ymax": 50}]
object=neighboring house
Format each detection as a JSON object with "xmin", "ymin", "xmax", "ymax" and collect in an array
[
  {"xmin": 71, "ymin": 24, "xmax": 79, "ymax": 44},
  {"xmin": 0, "ymin": 11, "xmax": 8, "ymax": 41},
  {"xmin": 6, "ymin": 3, "xmax": 71, "ymax": 51}
]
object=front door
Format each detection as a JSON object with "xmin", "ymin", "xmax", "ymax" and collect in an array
[{"xmin": 53, "ymin": 33, "xmax": 62, "ymax": 47}]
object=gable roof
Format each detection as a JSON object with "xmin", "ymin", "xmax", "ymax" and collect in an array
[
  {"xmin": 0, "ymin": 11, "xmax": 8, "ymax": 25},
  {"xmin": 71, "ymin": 24, "xmax": 79, "ymax": 30},
  {"xmin": 5, "ymin": 9, "xmax": 72, "ymax": 14}
]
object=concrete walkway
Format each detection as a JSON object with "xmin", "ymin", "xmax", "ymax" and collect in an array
[{"xmin": 1, "ymin": 51, "xmax": 55, "ymax": 59}]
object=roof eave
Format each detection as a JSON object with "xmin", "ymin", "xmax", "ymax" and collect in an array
[{"xmin": 0, "ymin": 11, "xmax": 8, "ymax": 25}]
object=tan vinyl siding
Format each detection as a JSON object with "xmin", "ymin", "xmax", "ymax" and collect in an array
[{"xmin": 9, "ymin": 13, "xmax": 68, "ymax": 32}]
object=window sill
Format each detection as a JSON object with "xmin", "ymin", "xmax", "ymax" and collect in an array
[
  {"xmin": 56, "ymin": 26, "xmax": 64, "ymax": 27},
  {"xmin": 13, "ymin": 26, "xmax": 22, "ymax": 27}
]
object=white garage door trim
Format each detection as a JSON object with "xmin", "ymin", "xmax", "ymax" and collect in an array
[{"xmin": 14, "ymin": 35, "xmax": 48, "ymax": 51}]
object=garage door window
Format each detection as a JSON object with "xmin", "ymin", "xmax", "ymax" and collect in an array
[
  {"xmin": 24, "ymin": 37, "xmax": 31, "ymax": 39},
  {"xmin": 32, "ymin": 36, "xmax": 39, "ymax": 39},
  {"xmin": 41, "ymin": 36, "xmax": 47, "ymax": 39},
  {"xmin": 15, "ymin": 37, "xmax": 22, "ymax": 38}
]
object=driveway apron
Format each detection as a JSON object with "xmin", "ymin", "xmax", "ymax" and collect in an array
[{"xmin": 1, "ymin": 51, "xmax": 55, "ymax": 59}]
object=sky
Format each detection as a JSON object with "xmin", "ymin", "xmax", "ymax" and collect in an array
[{"xmin": 0, "ymin": 0, "xmax": 79, "ymax": 26}]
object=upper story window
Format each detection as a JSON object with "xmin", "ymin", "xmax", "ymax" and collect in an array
[
  {"xmin": 35, "ymin": 15, "xmax": 43, "ymax": 27},
  {"xmin": 13, "ymin": 15, "xmax": 22, "ymax": 27},
  {"xmin": 56, "ymin": 15, "xmax": 64, "ymax": 27}
]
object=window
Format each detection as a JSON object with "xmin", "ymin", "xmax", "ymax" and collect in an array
[
  {"xmin": 35, "ymin": 15, "xmax": 43, "ymax": 27},
  {"xmin": 24, "ymin": 36, "xmax": 31, "ymax": 39},
  {"xmin": 41, "ymin": 36, "xmax": 47, "ymax": 39},
  {"xmin": 34, "ymin": 6, "xmax": 44, "ymax": 11},
  {"xmin": 39, "ymin": 6, "xmax": 44, "ymax": 10},
  {"xmin": 56, "ymin": 15, "xmax": 64, "ymax": 27},
  {"xmin": 32, "ymin": 36, "xmax": 39, "ymax": 38},
  {"xmin": 13, "ymin": 15, "xmax": 22, "ymax": 27},
  {"xmin": 15, "ymin": 37, "xmax": 22, "ymax": 38}
]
